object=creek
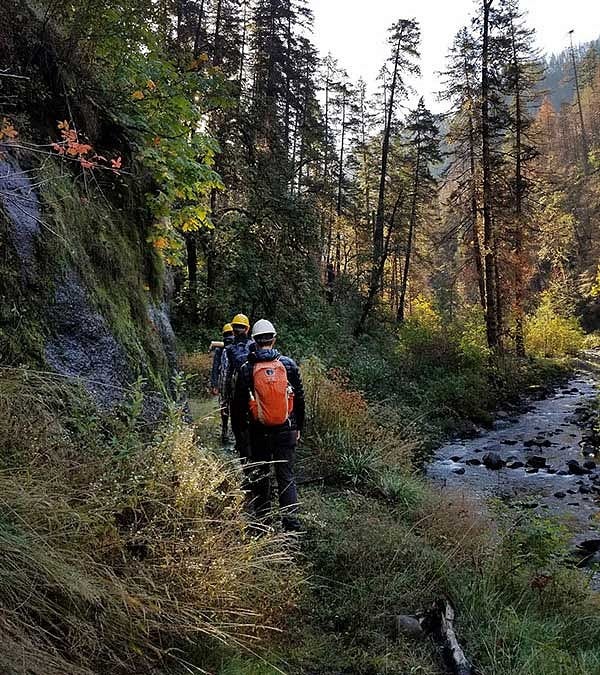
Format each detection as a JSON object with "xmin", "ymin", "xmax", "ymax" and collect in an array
[{"xmin": 427, "ymin": 363, "xmax": 600, "ymax": 566}]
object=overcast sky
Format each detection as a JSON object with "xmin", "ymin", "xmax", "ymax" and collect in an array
[{"xmin": 310, "ymin": 0, "xmax": 600, "ymax": 112}]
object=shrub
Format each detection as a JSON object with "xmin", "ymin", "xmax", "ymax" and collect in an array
[
  {"xmin": 301, "ymin": 357, "xmax": 414, "ymax": 483},
  {"xmin": 525, "ymin": 293, "xmax": 586, "ymax": 357},
  {"xmin": 179, "ymin": 349, "xmax": 214, "ymax": 394}
]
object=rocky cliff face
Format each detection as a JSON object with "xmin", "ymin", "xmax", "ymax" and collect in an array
[{"xmin": 0, "ymin": 150, "xmax": 176, "ymax": 411}]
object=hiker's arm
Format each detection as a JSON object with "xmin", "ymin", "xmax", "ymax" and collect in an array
[{"xmin": 288, "ymin": 362, "xmax": 305, "ymax": 432}]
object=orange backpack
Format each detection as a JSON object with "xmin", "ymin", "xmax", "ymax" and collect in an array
[{"xmin": 249, "ymin": 358, "xmax": 294, "ymax": 426}]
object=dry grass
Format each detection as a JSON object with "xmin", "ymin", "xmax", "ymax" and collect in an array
[
  {"xmin": 179, "ymin": 351, "xmax": 214, "ymax": 395},
  {"xmin": 301, "ymin": 357, "xmax": 415, "ymax": 480},
  {"xmin": 0, "ymin": 369, "xmax": 303, "ymax": 674}
]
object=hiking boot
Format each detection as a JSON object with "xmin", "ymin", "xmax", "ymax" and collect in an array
[{"xmin": 282, "ymin": 517, "xmax": 303, "ymax": 533}]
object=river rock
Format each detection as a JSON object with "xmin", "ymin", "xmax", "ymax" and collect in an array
[
  {"xmin": 554, "ymin": 491, "xmax": 566, "ymax": 499},
  {"xmin": 450, "ymin": 456, "xmax": 462, "ymax": 462},
  {"xmin": 395, "ymin": 615, "xmax": 425, "ymax": 640},
  {"xmin": 583, "ymin": 460, "xmax": 597, "ymax": 470},
  {"xmin": 482, "ymin": 452, "xmax": 504, "ymax": 470},
  {"xmin": 579, "ymin": 486, "xmax": 592, "ymax": 494},
  {"xmin": 577, "ymin": 539, "xmax": 600, "ymax": 553},
  {"xmin": 501, "ymin": 439, "xmax": 518, "ymax": 445},
  {"xmin": 567, "ymin": 460, "xmax": 591, "ymax": 476},
  {"xmin": 453, "ymin": 467, "xmax": 465, "ymax": 475},
  {"xmin": 526, "ymin": 456, "xmax": 547, "ymax": 469},
  {"xmin": 507, "ymin": 461, "xmax": 525, "ymax": 469},
  {"xmin": 466, "ymin": 458, "xmax": 481, "ymax": 466}
]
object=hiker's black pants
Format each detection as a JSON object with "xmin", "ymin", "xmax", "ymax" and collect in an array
[{"xmin": 248, "ymin": 427, "xmax": 299, "ymax": 524}]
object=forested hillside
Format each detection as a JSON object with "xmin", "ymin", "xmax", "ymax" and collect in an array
[{"xmin": 2, "ymin": 0, "xmax": 600, "ymax": 674}]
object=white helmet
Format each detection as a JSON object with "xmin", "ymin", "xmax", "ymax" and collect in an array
[{"xmin": 252, "ymin": 319, "xmax": 277, "ymax": 339}]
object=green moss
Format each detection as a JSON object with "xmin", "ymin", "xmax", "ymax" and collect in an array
[
  {"xmin": 37, "ymin": 162, "xmax": 170, "ymax": 385},
  {"xmin": 0, "ymin": 209, "xmax": 48, "ymax": 365}
]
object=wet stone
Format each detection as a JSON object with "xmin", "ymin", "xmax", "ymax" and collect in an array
[
  {"xmin": 483, "ymin": 452, "xmax": 504, "ymax": 470},
  {"xmin": 450, "ymin": 456, "xmax": 462, "ymax": 462},
  {"xmin": 527, "ymin": 456, "xmax": 547, "ymax": 469},
  {"xmin": 466, "ymin": 458, "xmax": 481, "ymax": 466},
  {"xmin": 453, "ymin": 467, "xmax": 465, "ymax": 475},
  {"xmin": 567, "ymin": 460, "xmax": 591, "ymax": 476},
  {"xmin": 584, "ymin": 460, "xmax": 597, "ymax": 470},
  {"xmin": 554, "ymin": 491, "xmax": 566, "ymax": 499},
  {"xmin": 507, "ymin": 461, "xmax": 525, "ymax": 469}
]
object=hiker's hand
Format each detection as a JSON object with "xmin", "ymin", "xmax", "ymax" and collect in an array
[
  {"xmin": 296, "ymin": 431, "xmax": 301, "ymax": 442},
  {"xmin": 211, "ymin": 387, "xmax": 219, "ymax": 396}
]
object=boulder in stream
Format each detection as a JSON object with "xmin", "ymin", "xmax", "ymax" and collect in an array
[
  {"xmin": 526, "ymin": 456, "xmax": 547, "ymax": 469},
  {"xmin": 482, "ymin": 452, "xmax": 504, "ymax": 470},
  {"xmin": 567, "ymin": 460, "xmax": 591, "ymax": 476}
]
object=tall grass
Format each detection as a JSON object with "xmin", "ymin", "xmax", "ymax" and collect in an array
[
  {"xmin": 0, "ymin": 369, "xmax": 302, "ymax": 674},
  {"xmin": 301, "ymin": 357, "xmax": 415, "ymax": 484}
]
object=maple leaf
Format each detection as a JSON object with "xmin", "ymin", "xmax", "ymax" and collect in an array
[
  {"xmin": 57, "ymin": 120, "xmax": 70, "ymax": 131},
  {"xmin": 111, "ymin": 156, "xmax": 122, "ymax": 170},
  {"xmin": 146, "ymin": 79, "xmax": 157, "ymax": 91},
  {"xmin": 132, "ymin": 90, "xmax": 145, "ymax": 100},
  {"xmin": 80, "ymin": 158, "xmax": 95, "ymax": 170},
  {"xmin": 154, "ymin": 236, "xmax": 169, "ymax": 250},
  {"xmin": 51, "ymin": 143, "xmax": 65, "ymax": 155}
]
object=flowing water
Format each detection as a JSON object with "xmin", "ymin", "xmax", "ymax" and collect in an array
[{"xmin": 427, "ymin": 366, "xmax": 600, "ymax": 559}]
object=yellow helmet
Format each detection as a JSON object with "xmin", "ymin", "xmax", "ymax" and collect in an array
[
  {"xmin": 222, "ymin": 323, "xmax": 233, "ymax": 334},
  {"xmin": 231, "ymin": 313, "xmax": 250, "ymax": 328}
]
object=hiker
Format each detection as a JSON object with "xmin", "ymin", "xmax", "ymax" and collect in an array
[
  {"xmin": 231, "ymin": 319, "xmax": 305, "ymax": 532},
  {"xmin": 219, "ymin": 313, "xmax": 255, "ymax": 457},
  {"xmin": 210, "ymin": 323, "xmax": 235, "ymax": 442}
]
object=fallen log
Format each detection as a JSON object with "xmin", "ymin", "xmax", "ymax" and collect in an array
[{"xmin": 396, "ymin": 598, "xmax": 479, "ymax": 675}]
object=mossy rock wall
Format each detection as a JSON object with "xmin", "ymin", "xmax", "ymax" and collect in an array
[{"xmin": 0, "ymin": 150, "xmax": 174, "ymax": 410}]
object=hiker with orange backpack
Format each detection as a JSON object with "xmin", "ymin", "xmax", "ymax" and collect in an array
[{"xmin": 230, "ymin": 319, "xmax": 305, "ymax": 532}]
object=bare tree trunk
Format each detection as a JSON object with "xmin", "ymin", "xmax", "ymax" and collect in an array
[
  {"xmin": 511, "ymin": 14, "xmax": 526, "ymax": 356},
  {"xmin": 213, "ymin": 0, "xmax": 223, "ymax": 65},
  {"xmin": 464, "ymin": 52, "xmax": 486, "ymax": 311},
  {"xmin": 355, "ymin": 193, "xmax": 404, "ymax": 336},
  {"xmin": 237, "ymin": 0, "xmax": 248, "ymax": 107},
  {"xmin": 397, "ymin": 145, "xmax": 420, "ymax": 323},
  {"xmin": 373, "ymin": 27, "xmax": 405, "ymax": 276},
  {"xmin": 284, "ymin": 1, "xmax": 292, "ymax": 157},
  {"xmin": 481, "ymin": 0, "xmax": 498, "ymax": 349},
  {"xmin": 337, "ymin": 87, "xmax": 346, "ymax": 217},
  {"xmin": 193, "ymin": 0, "xmax": 206, "ymax": 57},
  {"xmin": 570, "ymin": 31, "xmax": 590, "ymax": 175},
  {"xmin": 185, "ymin": 233, "xmax": 198, "ymax": 293}
]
